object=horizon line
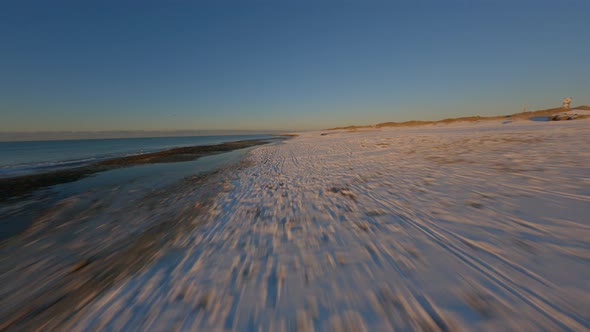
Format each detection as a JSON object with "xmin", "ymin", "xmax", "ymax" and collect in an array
[{"xmin": 0, "ymin": 129, "xmax": 301, "ymax": 142}]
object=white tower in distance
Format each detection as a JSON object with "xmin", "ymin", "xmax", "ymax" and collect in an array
[{"xmin": 562, "ymin": 97, "xmax": 572, "ymax": 109}]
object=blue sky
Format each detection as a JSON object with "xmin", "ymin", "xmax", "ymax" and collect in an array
[{"xmin": 1, "ymin": 0, "xmax": 589, "ymax": 133}]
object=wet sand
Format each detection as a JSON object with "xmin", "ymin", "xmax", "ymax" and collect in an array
[
  {"xmin": 0, "ymin": 152, "xmax": 266, "ymax": 330},
  {"xmin": 0, "ymin": 166, "xmax": 234, "ymax": 330}
]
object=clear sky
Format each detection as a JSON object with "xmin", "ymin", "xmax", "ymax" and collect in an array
[{"xmin": 1, "ymin": 0, "xmax": 589, "ymax": 133}]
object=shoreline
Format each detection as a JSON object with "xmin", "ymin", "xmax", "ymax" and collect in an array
[{"xmin": 0, "ymin": 137, "xmax": 288, "ymax": 202}]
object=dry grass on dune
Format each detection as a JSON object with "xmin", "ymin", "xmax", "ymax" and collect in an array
[
  {"xmin": 328, "ymin": 125, "xmax": 374, "ymax": 131},
  {"xmin": 327, "ymin": 105, "xmax": 590, "ymax": 130}
]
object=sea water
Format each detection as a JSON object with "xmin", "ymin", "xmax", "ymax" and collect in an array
[{"xmin": 0, "ymin": 134, "xmax": 272, "ymax": 177}]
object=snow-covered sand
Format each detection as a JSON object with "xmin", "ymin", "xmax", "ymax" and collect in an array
[{"xmin": 68, "ymin": 119, "xmax": 590, "ymax": 331}]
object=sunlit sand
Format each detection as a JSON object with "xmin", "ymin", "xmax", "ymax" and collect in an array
[{"xmin": 58, "ymin": 118, "xmax": 590, "ymax": 330}]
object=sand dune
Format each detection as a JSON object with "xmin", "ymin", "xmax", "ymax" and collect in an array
[{"xmin": 329, "ymin": 105, "xmax": 590, "ymax": 130}]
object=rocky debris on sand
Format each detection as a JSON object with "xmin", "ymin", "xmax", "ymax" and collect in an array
[{"xmin": 550, "ymin": 113, "xmax": 577, "ymax": 121}]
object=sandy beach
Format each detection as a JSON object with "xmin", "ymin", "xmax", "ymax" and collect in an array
[
  {"xmin": 3, "ymin": 118, "xmax": 587, "ymax": 330},
  {"xmin": 3, "ymin": 1, "xmax": 589, "ymax": 330}
]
